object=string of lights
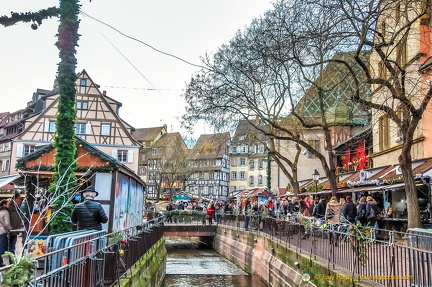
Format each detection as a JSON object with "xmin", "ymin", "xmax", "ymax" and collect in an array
[
  {"xmin": 80, "ymin": 11, "xmax": 207, "ymax": 70},
  {"xmin": 100, "ymin": 85, "xmax": 183, "ymax": 91},
  {"xmin": 100, "ymin": 32, "xmax": 164, "ymax": 97}
]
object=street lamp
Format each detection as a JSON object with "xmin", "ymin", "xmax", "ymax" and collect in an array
[{"xmin": 312, "ymin": 169, "xmax": 320, "ymax": 192}]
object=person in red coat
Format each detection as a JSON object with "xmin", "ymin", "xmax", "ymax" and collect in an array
[{"xmin": 207, "ymin": 201, "xmax": 215, "ymax": 225}]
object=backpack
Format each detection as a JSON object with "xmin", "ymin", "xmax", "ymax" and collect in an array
[
  {"xmin": 367, "ymin": 205, "xmax": 375, "ymax": 219},
  {"xmin": 357, "ymin": 204, "xmax": 366, "ymax": 220}
]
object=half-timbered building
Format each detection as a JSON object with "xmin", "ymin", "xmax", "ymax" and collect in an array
[
  {"xmin": 185, "ymin": 133, "xmax": 231, "ymax": 200},
  {"xmin": 2, "ymin": 70, "xmax": 141, "ymax": 177}
]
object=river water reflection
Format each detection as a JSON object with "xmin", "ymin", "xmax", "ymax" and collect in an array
[{"xmin": 163, "ymin": 238, "xmax": 267, "ymax": 287}]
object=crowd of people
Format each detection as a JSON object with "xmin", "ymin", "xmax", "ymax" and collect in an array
[
  {"xmin": 242, "ymin": 194, "xmax": 392, "ymax": 228},
  {"xmin": 163, "ymin": 194, "xmax": 392, "ymax": 231}
]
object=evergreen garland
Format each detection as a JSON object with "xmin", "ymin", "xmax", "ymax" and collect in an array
[
  {"xmin": 50, "ymin": 0, "xmax": 81, "ymax": 234},
  {"xmin": 0, "ymin": 7, "xmax": 60, "ymax": 27},
  {"xmin": 1, "ymin": 2, "xmax": 82, "ymax": 234}
]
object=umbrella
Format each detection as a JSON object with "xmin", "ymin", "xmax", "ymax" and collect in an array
[{"xmin": 173, "ymin": 195, "xmax": 191, "ymax": 201}]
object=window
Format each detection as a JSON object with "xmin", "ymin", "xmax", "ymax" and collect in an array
[
  {"xmin": 396, "ymin": 35, "xmax": 407, "ymax": 66},
  {"xmin": 231, "ymin": 171, "xmax": 237, "ymax": 180},
  {"xmin": 24, "ymin": 145, "xmax": 36, "ymax": 156},
  {"xmin": 231, "ymin": 146, "xmax": 237, "ymax": 153},
  {"xmin": 148, "ymin": 171, "xmax": 155, "ymax": 181},
  {"xmin": 209, "ymin": 172, "xmax": 215, "ymax": 180},
  {"xmin": 249, "ymin": 176, "xmax": 254, "ymax": 186},
  {"xmin": 259, "ymin": 144, "xmax": 265, "ymax": 153},
  {"xmin": 44, "ymin": 121, "xmax": 56, "ymax": 133},
  {"xmin": 241, "ymin": 145, "xmax": 247, "ymax": 153},
  {"xmin": 155, "ymin": 159, "xmax": 161, "ymax": 168},
  {"xmin": 240, "ymin": 171, "xmax": 246, "ymax": 180},
  {"xmin": 231, "ymin": 158, "xmax": 237, "ymax": 166},
  {"xmin": 258, "ymin": 159, "xmax": 264, "ymax": 169},
  {"xmin": 148, "ymin": 159, "xmax": 155, "ymax": 169},
  {"xmin": 396, "ymin": 104, "xmax": 404, "ymax": 137},
  {"xmin": 379, "ymin": 115, "xmax": 390, "ymax": 151},
  {"xmin": 231, "ymin": 186, "xmax": 237, "ymax": 192},
  {"xmin": 117, "ymin": 150, "xmax": 128, "ymax": 162},
  {"xmin": 240, "ymin": 158, "xmax": 246, "ymax": 166},
  {"xmin": 75, "ymin": 123, "xmax": 90, "ymax": 134},
  {"xmin": 101, "ymin": 123, "xmax": 111, "ymax": 136},
  {"xmin": 80, "ymin": 79, "xmax": 87, "ymax": 86},
  {"xmin": 258, "ymin": 175, "xmax": 263, "ymax": 185},
  {"xmin": 239, "ymin": 135, "xmax": 245, "ymax": 140},
  {"xmin": 138, "ymin": 166, "xmax": 146, "ymax": 176},
  {"xmin": 76, "ymin": 101, "xmax": 88, "ymax": 110},
  {"xmin": 151, "ymin": 148, "xmax": 158, "ymax": 155},
  {"xmin": 249, "ymin": 160, "xmax": 255, "ymax": 170},
  {"xmin": 307, "ymin": 140, "xmax": 320, "ymax": 158}
]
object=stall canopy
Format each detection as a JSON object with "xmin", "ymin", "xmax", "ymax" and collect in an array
[{"xmin": 0, "ymin": 174, "xmax": 22, "ymax": 189}]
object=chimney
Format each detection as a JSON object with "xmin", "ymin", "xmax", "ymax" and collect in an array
[{"xmin": 103, "ymin": 91, "xmax": 106, "ymax": 96}]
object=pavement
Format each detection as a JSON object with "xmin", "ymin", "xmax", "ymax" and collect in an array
[{"xmin": 1, "ymin": 233, "xmax": 24, "ymax": 266}]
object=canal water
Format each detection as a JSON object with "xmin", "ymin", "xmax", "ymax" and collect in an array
[{"xmin": 162, "ymin": 238, "xmax": 267, "ymax": 287}]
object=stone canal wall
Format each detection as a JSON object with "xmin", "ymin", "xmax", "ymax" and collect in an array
[
  {"xmin": 213, "ymin": 226, "xmax": 374, "ymax": 287},
  {"xmin": 119, "ymin": 237, "xmax": 166, "ymax": 287}
]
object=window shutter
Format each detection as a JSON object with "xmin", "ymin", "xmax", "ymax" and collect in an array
[
  {"xmin": 16, "ymin": 144, "xmax": 24, "ymax": 157},
  {"xmin": 44, "ymin": 120, "xmax": 50, "ymax": 132},
  {"xmin": 111, "ymin": 150, "xmax": 118, "ymax": 160},
  {"xmin": 127, "ymin": 150, "xmax": 133, "ymax": 163},
  {"xmin": 85, "ymin": 123, "xmax": 91, "ymax": 134}
]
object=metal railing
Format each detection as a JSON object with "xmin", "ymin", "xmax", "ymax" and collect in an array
[
  {"xmin": 0, "ymin": 216, "xmax": 165, "ymax": 287},
  {"xmin": 216, "ymin": 214, "xmax": 432, "ymax": 287}
]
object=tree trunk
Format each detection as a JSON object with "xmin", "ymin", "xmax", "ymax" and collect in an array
[{"xmin": 399, "ymin": 147, "xmax": 421, "ymax": 228}]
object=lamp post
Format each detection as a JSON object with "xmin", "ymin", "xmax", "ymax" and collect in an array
[{"xmin": 312, "ymin": 169, "xmax": 320, "ymax": 193}]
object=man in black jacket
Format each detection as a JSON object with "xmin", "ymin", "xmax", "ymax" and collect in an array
[
  {"xmin": 342, "ymin": 196, "xmax": 357, "ymax": 224},
  {"xmin": 72, "ymin": 187, "xmax": 108, "ymax": 231},
  {"xmin": 312, "ymin": 196, "xmax": 327, "ymax": 219}
]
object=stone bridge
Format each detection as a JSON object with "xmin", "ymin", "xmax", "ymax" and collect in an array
[{"xmin": 163, "ymin": 223, "xmax": 217, "ymax": 237}]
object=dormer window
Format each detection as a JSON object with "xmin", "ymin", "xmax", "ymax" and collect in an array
[{"xmin": 241, "ymin": 145, "xmax": 247, "ymax": 153}]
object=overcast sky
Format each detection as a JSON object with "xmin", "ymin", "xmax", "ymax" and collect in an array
[{"xmin": 1, "ymin": 0, "xmax": 274, "ymax": 139}]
